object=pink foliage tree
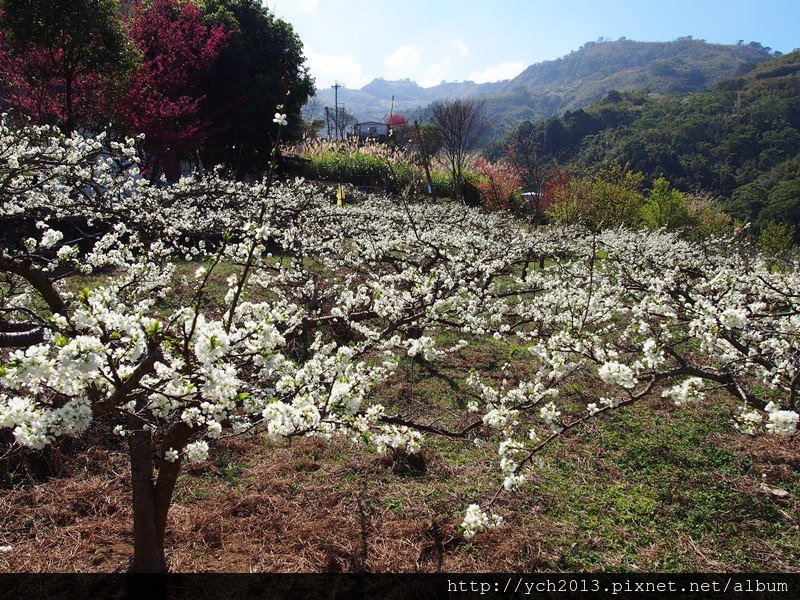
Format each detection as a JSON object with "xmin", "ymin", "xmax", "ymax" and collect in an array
[
  {"xmin": 384, "ymin": 113, "xmax": 407, "ymax": 127},
  {"xmin": 120, "ymin": 0, "xmax": 229, "ymax": 180},
  {"xmin": 0, "ymin": 4, "xmax": 126, "ymax": 130},
  {"xmin": 473, "ymin": 157, "xmax": 523, "ymax": 211},
  {"xmin": 0, "ymin": 32, "xmax": 67, "ymax": 124}
]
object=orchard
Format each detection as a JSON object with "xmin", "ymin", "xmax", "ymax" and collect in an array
[{"xmin": 1, "ymin": 115, "xmax": 797, "ymax": 571}]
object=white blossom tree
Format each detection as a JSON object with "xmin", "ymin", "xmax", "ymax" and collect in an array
[{"xmin": 1, "ymin": 113, "xmax": 797, "ymax": 569}]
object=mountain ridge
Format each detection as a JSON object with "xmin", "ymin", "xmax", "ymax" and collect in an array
[{"xmin": 307, "ymin": 38, "xmax": 775, "ymax": 126}]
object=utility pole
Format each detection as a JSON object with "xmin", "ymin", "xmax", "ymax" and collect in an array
[{"xmin": 332, "ymin": 81, "xmax": 341, "ymax": 141}]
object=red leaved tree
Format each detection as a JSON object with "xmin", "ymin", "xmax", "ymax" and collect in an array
[
  {"xmin": 384, "ymin": 113, "xmax": 407, "ymax": 127},
  {"xmin": 540, "ymin": 168, "xmax": 572, "ymax": 212},
  {"xmin": 0, "ymin": 1, "xmax": 131, "ymax": 131},
  {"xmin": 473, "ymin": 157, "xmax": 522, "ymax": 211},
  {"xmin": 119, "ymin": 0, "xmax": 229, "ymax": 181}
]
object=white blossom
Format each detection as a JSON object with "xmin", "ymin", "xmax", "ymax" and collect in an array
[
  {"xmin": 460, "ymin": 504, "xmax": 503, "ymax": 540},
  {"xmin": 662, "ymin": 378, "xmax": 705, "ymax": 406},
  {"xmin": 184, "ymin": 440, "xmax": 210, "ymax": 463},
  {"xmin": 598, "ymin": 361, "xmax": 637, "ymax": 389},
  {"xmin": 2, "ymin": 117, "xmax": 800, "ymax": 552}
]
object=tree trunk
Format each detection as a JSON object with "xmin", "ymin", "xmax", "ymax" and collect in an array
[
  {"xmin": 454, "ymin": 175, "xmax": 463, "ymax": 204},
  {"xmin": 64, "ymin": 70, "xmax": 74, "ymax": 133},
  {"xmin": 163, "ymin": 147, "xmax": 181, "ymax": 183},
  {"xmin": 413, "ymin": 120, "xmax": 436, "ymax": 201},
  {"xmin": 127, "ymin": 421, "xmax": 190, "ymax": 573},
  {"xmin": 128, "ymin": 427, "xmax": 167, "ymax": 573}
]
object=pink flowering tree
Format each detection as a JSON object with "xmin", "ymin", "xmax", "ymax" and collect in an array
[
  {"xmin": 384, "ymin": 113, "xmax": 407, "ymax": 127},
  {"xmin": 119, "ymin": 0, "xmax": 229, "ymax": 181},
  {"xmin": 0, "ymin": 0, "xmax": 131, "ymax": 130},
  {"xmin": 473, "ymin": 157, "xmax": 523, "ymax": 211}
]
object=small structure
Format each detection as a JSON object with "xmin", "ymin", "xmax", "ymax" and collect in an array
[
  {"xmin": 352, "ymin": 121, "xmax": 389, "ymax": 141},
  {"xmin": 519, "ymin": 191, "xmax": 540, "ymax": 214}
]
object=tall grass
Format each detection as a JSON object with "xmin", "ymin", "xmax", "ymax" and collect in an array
[
  {"xmin": 294, "ymin": 139, "xmax": 417, "ymax": 192},
  {"xmin": 290, "ymin": 138, "xmax": 489, "ymax": 203}
]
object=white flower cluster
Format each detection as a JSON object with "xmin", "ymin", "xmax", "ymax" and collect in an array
[
  {"xmin": 720, "ymin": 308, "xmax": 748, "ymax": 329},
  {"xmin": 460, "ymin": 504, "xmax": 503, "ymax": 540},
  {"xmin": 373, "ymin": 425, "xmax": 423, "ymax": 456},
  {"xmin": 764, "ymin": 402, "xmax": 799, "ymax": 436},
  {"xmin": 37, "ymin": 224, "xmax": 64, "ymax": 249},
  {"xmin": 498, "ymin": 438, "xmax": 527, "ymax": 490},
  {"xmin": 538, "ymin": 401, "xmax": 562, "ymax": 432},
  {"xmin": 598, "ymin": 361, "xmax": 638, "ymax": 389},
  {"xmin": 661, "ymin": 378, "xmax": 706, "ymax": 406},
  {"xmin": 2, "ymin": 118, "xmax": 800, "ymax": 550},
  {"xmin": 184, "ymin": 440, "xmax": 210, "ymax": 463},
  {"xmin": 735, "ymin": 402, "xmax": 798, "ymax": 436},
  {"xmin": 734, "ymin": 408, "xmax": 764, "ymax": 435},
  {"xmin": 0, "ymin": 393, "xmax": 92, "ymax": 449},
  {"xmin": 482, "ymin": 406, "xmax": 517, "ymax": 430},
  {"xmin": 405, "ymin": 336, "xmax": 440, "ymax": 361}
]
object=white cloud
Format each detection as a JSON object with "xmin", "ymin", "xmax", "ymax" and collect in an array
[
  {"xmin": 304, "ymin": 47, "xmax": 371, "ymax": 89},
  {"xmin": 383, "ymin": 45, "xmax": 422, "ymax": 80},
  {"xmin": 419, "ymin": 55, "xmax": 456, "ymax": 88},
  {"xmin": 393, "ymin": 41, "xmax": 471, "ymax": 87},
  {"xmin": 452, "ymin": 40, "xmax": 469, "ymax": 58},
  {"xmin": 468, "ymin": 62, "xmax": 526, "ymax": 83}
]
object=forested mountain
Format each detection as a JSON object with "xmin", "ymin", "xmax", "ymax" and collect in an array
[
  {"xmin": 310, "ymin": 38, "xmax": 773, "ymax": 124},
  {"xmin": 485, "ymin": 37, "xmax": 772, "ymax": 124},
  {"xmin": 500, "ymin": 51, "xmax": 800, "ymax": 232}
]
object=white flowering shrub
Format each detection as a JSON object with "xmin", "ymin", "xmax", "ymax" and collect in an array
[{"xmin": 1, "ymin": 114, "xmax": 798, "ymax": 571}]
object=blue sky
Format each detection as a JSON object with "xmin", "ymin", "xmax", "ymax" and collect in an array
[{"xmin": 268, "ymin": 0, "xmax": 800, "ymax": 90}]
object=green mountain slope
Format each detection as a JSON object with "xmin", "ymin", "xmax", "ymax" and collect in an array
[
  {"xmin": 502, "ymin": 51, "xmax": 800, "ymax": 230},
  {"xmin": 490, "ymin": 38, "xmax": 771, "ymax": 121}
]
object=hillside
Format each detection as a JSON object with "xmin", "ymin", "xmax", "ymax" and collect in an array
[
  {"xmin": 500, "ymin": 51, "xmax": 800, "ymax": 232},
  {"xmin": 487, "ymin": 37, "xmax": 772, "ymax": 123},
  {"xmin": 308, "ymin": 38, "xmax": 773, "ymax": 125}
]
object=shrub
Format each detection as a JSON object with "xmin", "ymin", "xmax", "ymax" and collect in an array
[
  {"xmin": 429, "ymin": 168, "xmax": 482, "ymax": 205},
  {"xmin": 473, "ymin": 157, "xmax": 522, "ymax": 211},
  {"xmin": 640, "ymin": 177, "xmax": 693, "ymax": 231},
  {"xmin": 757, "ymin": 220, "xmax": 797, "ymax": 258},
  {"xmin": 685, "ymin": 192, "xmax": 735, "ymax": 238},
  {"xmin": 546, "ymin": 164, "xmax": 645, "ymax": 230}
]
